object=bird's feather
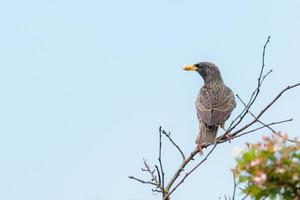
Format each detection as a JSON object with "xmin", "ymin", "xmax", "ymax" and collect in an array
[{"xmin": 196, "ymin": 83, "xmax": 236, "ymax": 126}]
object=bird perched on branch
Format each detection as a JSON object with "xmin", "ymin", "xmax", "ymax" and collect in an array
[{"xmin": 183, "ymin": 62, "xmax": 236, "ymax": 152}]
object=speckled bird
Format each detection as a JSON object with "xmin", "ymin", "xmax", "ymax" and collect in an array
[{"xmin": 183, "ymin": 62, "xmax": 236, "ymax": 148}]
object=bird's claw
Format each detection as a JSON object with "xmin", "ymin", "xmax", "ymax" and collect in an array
[
  {"xmin": 196, "ymin": 143, "xmax": 204, "ymax": 155},
  {"xmin": 225, "ymin": 133, "xmax": 232, "ymax": 143}
]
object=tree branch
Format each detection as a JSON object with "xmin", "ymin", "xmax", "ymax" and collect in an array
[
  {"xmin": 226, "ymin": 83, "xmax": 300, "ymax": 140},
  {"xmin": 158, "ymin": 127, "xmax": 167, "ymax": 198},
  {"xmin": 236, "ymin": 94, "xmax": 297, "ymax": 143},
  {"xmin": 161, "ymin": 129, "xmax": 185, "ymax": 160},
  {"xmin": 228, "ymin": 36, "xmax": 271, "ymax": 132},
  {"xmin": 128, "ymin": 176, "xmax": 159, "ymax": 187},
  {"xmin": 232, "ymin": 172, "xmax": 237, "ymax": 200},
  {"xmin": 230, "ymin": 119, "xmax": 293, "ymax": 140}
]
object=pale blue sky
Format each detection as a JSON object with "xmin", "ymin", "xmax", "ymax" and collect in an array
[{"xmin": 0, "ymin": 0, "xmax": 300, "ymax": 200}]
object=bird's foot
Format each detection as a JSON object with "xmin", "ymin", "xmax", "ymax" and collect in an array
[
  {"xmin": 224, "ymin": 132, "xmax": 232, "ymax": 143},
  {"xmin": 196, "ymin": 143, "xmax": 204, "ymax": 156}
]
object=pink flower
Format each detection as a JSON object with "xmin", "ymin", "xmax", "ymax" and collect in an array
[
  {"xmin": 252, "ymin": 172, "xmax": 267, "ymax": 186},
  {"xmin": 250, "ymin": 159, "xmax": 261, "ymax": 167}
]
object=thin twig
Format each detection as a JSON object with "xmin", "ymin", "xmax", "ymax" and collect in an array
[
  {"xmin": 128, "ymin": 176, "xmax": 159, "ymax": 187},
  {"xmin": 228, "ymin": 83, "xmax": 300, "ymax": 139},
  {"xmin": 142, "ymin": 159, "xmax": 158, "ymax": 184},
  {"xmin": 236, "ymin": 94, "xmax": 276, "ymax": 131},
  {"xmin": 241, "ymin": 193, "xmax": 249, "ymax": 200},
  {"xmin": 230, "ymin": 119, "xmax": 293, "ymax": 140},
  {"xmin": 158, "ymin": 127, "xmax": 166, "ymax": 197},
  {"xmin": 228, "ymin": 36, "xmax": 271, "ymax": 131},
  {"xmin": 258, "ymin": 36, "xmax": 271, "ymax": 86},
  {"xmin": 232, "ymin": 172, "xmax": 237, "ymax": 200},
  {"xmin": 161, "ymin": 129, "xmax": 186, "ymax": 160},
  {"xmin": 155, "ymin": 165, "xmax": 161, "ymax": 186},
  {"xmin": 236, "ymin": 94, "xmax": 298, "ymax": 143}
]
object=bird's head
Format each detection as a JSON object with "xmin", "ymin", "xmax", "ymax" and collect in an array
[{"xmin": 183, "ymin": 62, "xmax": 223, "ymax": 84}]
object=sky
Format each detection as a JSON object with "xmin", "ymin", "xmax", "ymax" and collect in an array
[{"xmin": 0, "ymin": 0, "xmax": 300, "ymax": 200}]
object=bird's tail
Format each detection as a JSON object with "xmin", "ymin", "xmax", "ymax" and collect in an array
[{"xmin": 197, "ymin": 122, "xmax": 219, "ymax": 144}]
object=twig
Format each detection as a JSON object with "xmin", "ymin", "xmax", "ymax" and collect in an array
[
  {"xmin": 128, "ymin": 159, "xmax": 163, "ymax": 191},
  {"xmin": 241, "ymin": 193, "xmax": 249, "ymax": 200},
  {"xmin": 128, "ymin": 176, "xmax": 159, "ymax": 187},
  {"xmin": 228, "ymin": 83, "xmax": 300, "ymax": 139},
  {"xmin": 232, "ymin": 172, "xmax": 237, "ymax": 200},
  {"xmin": 158, "ymin": 127, "xmax": 166, "ymax": 197},
  {"xmin": 258, "ymin": 36, "xmax": 271, "ymax": 86},
  {"xmin": 230, "ymin": 119, "xmax": 293, "ymax": 140},
  {"xmin": 155, "ymin": 165, "xmax": 161, "ymax": 186},
  {"xmin": 161, "ymin": 129, "xmax": 186, "ymax": 160},
  {"xmin": 236, "ymin": 94, "xmax": 298, "ymax": 143},
  {"xmin": 142, "ymin": 159, "xmax": 158, "ymax": 184},
  {"xmin": 228, "ymin": 36, "xmax": 271, "ymax": 131},
  {"xmin": 236, "ymin": 94, "xmax": 276, "ymax": 131},
  {"xmin": 152, "ymin": 188, "xmax": 162, "ymax": 194}
]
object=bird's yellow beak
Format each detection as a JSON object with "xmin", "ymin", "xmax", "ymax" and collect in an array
[{"xmin": 183, "ymin": 65, "xmax": 197, "ymax": 71}]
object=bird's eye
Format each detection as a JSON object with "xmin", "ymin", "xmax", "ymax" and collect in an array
[{"xmin": 196, "ymin": 64, "xmax": 202, "ymax": 69}]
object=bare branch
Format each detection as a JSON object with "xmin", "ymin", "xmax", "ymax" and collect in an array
[
  {"xmin": 128, "ymin": 159, "xmax": 163, "ymax": 191},
  {"xmin": 155, "ymin": 165, "xmax": 161, "ymax": 186},
  {"xmin": 142, "ymin": 159, "xmax": 159, "ymax": 184},
  {"xmin": 227, "ymin": 83, "xmax": 300, "ymax": 139},
  {"xmin": 158, "ymin": 127, "xmax": 166, "ymax": 198},
  {"xmin": 161, "ymin": 129, "xmax": 186, "ymax": 160},
  {"xmin": 232, "ymin": 172, "xmax": 237, "ymax": 200},
  {"xmin": 236, "ymin": 94, "xmax": 298, "ymax": 143},
  {"xmin": 230, "ymin": 119, "xmax": 293, "ymax": 140},
  {"xmin": 241, "ymin": 193, "xmax": 249, "ymax": 200},
  {"xmin": 152, "ymin": 188, "xmax": 162, "ymax": 194},
  {"xmin": 128, "ymin": 176, "xmax": 159, "ymax": 187},
  {"xmin": 258, "ymin": 36, "xmax": 271, "ymax": 86},
  {"xmin": 228, "ymin": 36, "xmax": 272, "ymax": 132},
  {"xmin": 236, "ymin": 94, "xmax": 276, "ymax": 131}
]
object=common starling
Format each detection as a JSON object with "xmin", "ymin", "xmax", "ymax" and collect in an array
[{"xmin": 183, "ymin": 62, "xmax": 236, "ymax": 148}]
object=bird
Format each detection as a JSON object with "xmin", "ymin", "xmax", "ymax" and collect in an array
[{"xmin": 183, "ymin": 62, "xmax": 236, "ymax": 152}]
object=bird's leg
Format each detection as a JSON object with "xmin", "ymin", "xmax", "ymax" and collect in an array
[
  {"xmin": 196, "ymin": 142, "xmax": 203, "ymax": 156},
  {"xmin": 221, "ymin": 123, "xmax": 232, "ymax": 143},
  {"xmin": 224, "ymin": 133, "xmax": 232, "ymax": 143},
  {"xmin": 196, "ymin": 129, "xmax": 204, "ymax": 156}
]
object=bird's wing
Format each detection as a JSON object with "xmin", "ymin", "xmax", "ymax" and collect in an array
[{"xmin": 196, "ymin": 86, "xmax": 236, "ymax": 126}]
